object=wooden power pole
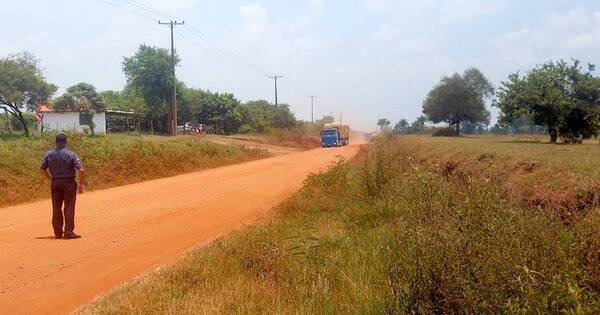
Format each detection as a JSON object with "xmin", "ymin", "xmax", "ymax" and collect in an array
[
  {"xmin": 268, "ymin": 75, "xmax": 283, "ymax": 105},
  {"xmin": 309, "ymin": 95, "xmax": 316, "ymax": 123},
  {"xmin": 159, "ymin": 20, "xmax": 185, "ymax": 136}
]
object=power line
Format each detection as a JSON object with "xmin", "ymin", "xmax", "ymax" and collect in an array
[
  {"xmin": 183, "ymin": 25, "xmax": 272, "ymax": 76},
  {"xmin": 98, "ymin": 0, "xmax": 157, "ymax": 21},
  {"xmin": 178, "ymin": 28, "xmax": 271, "ymax": 77},
  {"xmin": 109, "ymin": 0, "xmax": 273, "ymax": 77},
  {"xmin": 119, "ymin": 0, "xmax": 175, "ymax": 19},
  {"xmin": 97, "ymin": 0, "xmax": 312, "ymax": 107},
  {"xmin": 110, "ymin": 0, "xmax": 310, "ymax": 96}
]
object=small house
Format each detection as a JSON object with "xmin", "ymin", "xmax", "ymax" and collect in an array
[{"xmin": 36, "ymin": 105, "xmax": 107, "ymax": 134}]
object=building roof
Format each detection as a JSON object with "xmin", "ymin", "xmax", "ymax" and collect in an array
[
  {"xmin": 36, "ymin": 104, "xmax": 53, "ymax": 113},
  {"xmin": 36, "ymin": 104, "xmax": 106, "ymax": 114}
]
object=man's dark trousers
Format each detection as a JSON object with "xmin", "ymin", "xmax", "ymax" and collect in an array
[{"xmin": 51, "ymin": 178, "xmax": 77, "ymax": 237}]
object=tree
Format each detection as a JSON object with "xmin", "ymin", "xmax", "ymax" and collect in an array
[
  {"xmin": 54, "ymin": 83, "xmax": 105, "ymax": 136},
  {"xmin": 393, "ymin": 119, "xmax": 409, "ymax": 134},
  {"xmin": 411, "ymin": 115, "xmax": 427, "ymax": 132},
  {"xmin": 100, "ymin": 88, "xmax": 146, "ymax": 113},
  {"xmin": 239, "ymin": 100, "xmax": 297, "ymax": 133},
  {"xmin": 423, "ymin": 68, "xmax": 492, "ymax": 135},
  {"xmin": 207, "ymin": 93, "xmax": 243, "ymax": 134},
  {"xmin": 377, "ymin": 118, "xmax": 391, "ymax": 131},
  {"xmin": 0, "ymin": 52, "xmax": 56, "ymax": 136},
  {"xmin": 123, "ymin": 45, "xmax": 179, "ymax": 133},
  {"xmin": 315, "ymin": 115, "xmax": 335, "ymax": 125},
  {"xmin": 495, "ymin": 60, "xmax": 599, "ymax": 143},
  {"xmin": 461, "ymin": 121, "xmax": 488, "ymax": 134}
]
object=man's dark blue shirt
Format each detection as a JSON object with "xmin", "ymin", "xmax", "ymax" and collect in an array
[{"xmin": 40, "ymin": 146, "xmax": 83, "ymax": 179}]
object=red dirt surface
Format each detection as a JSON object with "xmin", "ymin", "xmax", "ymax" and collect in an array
[{"xmin": 0, "ymin": 144, "xmax": 361, "ymax": 314}]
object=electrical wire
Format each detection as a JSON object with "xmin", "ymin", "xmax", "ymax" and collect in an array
[
  {"xmin": 98, "ymin": 0, "xmax": 157, "ymax": 21},
  {"xmin": 110, "ymin": 0, "xmax": 313, "ymax": 97},
  {"xmin": 97, "ymin": 0, "xmax": 315, "ymax": 105}
]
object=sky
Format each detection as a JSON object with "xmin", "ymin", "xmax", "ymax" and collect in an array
[{"xmin": 2, "ymin": 0, "xmax": 600, "ymax": 131}]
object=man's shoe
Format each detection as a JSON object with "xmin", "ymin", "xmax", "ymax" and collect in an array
[
  {"xmin": 55, "ymin": 234, "xmax": 63, "ymax": 239},
  {"xmin": 63, "ymin": 233, "xmax": 81, "ymax": 239}
]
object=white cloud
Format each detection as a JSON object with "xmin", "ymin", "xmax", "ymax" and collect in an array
[
  {"xmin": 309, "ymin": 0, "xmax": 325, "ymax": 14},
  {"xmin": 491, "ymin": 8, "xmax": 600, "ymax": 68},
  {"xmin": 365, "ymin": 0, "xmax": 503, "ymax": 23},
  {"xmin": 237, "ymin": 3, "xmax": 269, "ymax": 22},
  {"xmin": 439, "ymin": 0, "xmax": 504, "ymax": 23},
  {"xmin": 145, "ymin": 0, "xmax": 201, "ymax": 12}
]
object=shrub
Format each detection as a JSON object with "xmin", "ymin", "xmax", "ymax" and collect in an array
[{"xmin": 432, "ymin": 127, "xmax": 459, "ymax": 137}]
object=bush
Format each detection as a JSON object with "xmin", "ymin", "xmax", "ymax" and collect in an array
[{"xmin": 432, "ymin": 127, "xmax": 459, "ymax": 137}]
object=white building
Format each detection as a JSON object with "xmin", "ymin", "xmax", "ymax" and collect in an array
[{"xmin": 37, "ymin": 105, "xmax": 106, "ymax": 134}]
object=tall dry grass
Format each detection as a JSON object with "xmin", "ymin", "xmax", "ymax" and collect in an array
[
  {"xmin": 81, "ymin": 135, "xmax": 600, "ymax": 314},
  {"xmin": 0, "ymin": 133, "xmax": 267, "ymax": 206}
]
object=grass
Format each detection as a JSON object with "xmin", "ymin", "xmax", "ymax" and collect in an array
[
  {"xmin": 393, "ymin": 134, "xmax": 600, "ymax": 222},
  {"xmin": 232, "ymin": 128, "xmax": 322, "ymax": 150},
  {"xmin": 0, "ymin": 133, "xmax": 268, "ymax": 207},
  {"xmin": 81, "ymin": 135, "xmax": 600, "ymax": 314}
]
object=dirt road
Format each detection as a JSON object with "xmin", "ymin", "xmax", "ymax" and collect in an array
[{"xmin": 0, "ymin": 144, "xmax": 361, "ymax": 314}]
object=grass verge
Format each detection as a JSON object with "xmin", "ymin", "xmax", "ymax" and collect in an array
[
  {"xmin": 0, "ymin": 133, "xmax": 268, "ymax": 207},
  {"xmin": 232, "ymin": 129, "xmax": 321, "ymax": 150},
  {"xmin": 81, "ymin": 135, "xmax": 600, "ymax": 314}
]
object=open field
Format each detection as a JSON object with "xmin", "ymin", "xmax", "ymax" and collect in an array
[
  {"xmin": 0, "ymin": 133, "xmax": 269, "ymax": 207},
  {"xmin": 81, "ymin": 135, "xmax": 600, "ymax": 314},
  {"xmin": 395, "ymin": 135, "xmax": 599, "ymax": 221}
]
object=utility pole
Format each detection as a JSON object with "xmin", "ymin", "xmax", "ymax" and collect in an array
[
  {"xmin": 159, "ymin": 20, "xmax": 185, "ymax": 136},
  {"xmin": 268, "ymin": 75, "xmax": 283, "ymax": 105},
  {"xmin": 309, "ymin": 95, "xmax": 316, "ymax": 123}
]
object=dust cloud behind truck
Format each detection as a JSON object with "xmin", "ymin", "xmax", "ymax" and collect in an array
[{"xmin": 321, "ymin": 123, "xmax": 350, "ymax": 147}]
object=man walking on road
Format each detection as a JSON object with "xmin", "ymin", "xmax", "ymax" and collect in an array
[{"xmin": 39, "ymin": 133, "xmax": 85, "ymax": 239}]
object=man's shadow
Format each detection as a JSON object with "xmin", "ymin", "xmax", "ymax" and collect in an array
[{"xmin": 34, "ymin": 236, "xmax": 58, "ymax": 240}]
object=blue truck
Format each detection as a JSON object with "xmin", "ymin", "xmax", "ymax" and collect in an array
[{"xmin": 321, "ymin": 123, "xmax": 350, "ymax": 147}]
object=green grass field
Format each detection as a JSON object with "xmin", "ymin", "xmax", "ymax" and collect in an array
[
  {"xmin": 0, "ymin": 133, "xmax": 268, "ymax": 207},
  {"xmin": 80, "ymin": 135, "xmax": 600, "ymax": 314}
]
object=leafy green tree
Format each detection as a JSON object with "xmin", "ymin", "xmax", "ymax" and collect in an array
[
  {"xmin": 495, "ymin": 60, "xmax": 599, "ymax": 143},
  {"xmin": 393, "ymin": 119, "xmax": 409, "ymax": 134},
  {"xmin": 463, "ymin": 68, "xmax": 495, "ymax": 99},
  {"xmin": 54, "ymin": 83, "xmax": 105, "ymax": 136},
  {"xmin": 411, "ymin": 115, "xmax": 427, "ymax": 132},
  {"xmin": 239, "ymin": 100, "xmax": 273, "ymax": 133},
  {"xmin": 0, "ymin": 52, "xmax": 56, "ymax": 136},
  {"xmin": 177, "ymin": 86, "xmax": 205, "ymax": 125},
  {"xmin": 423, "ymin": 68, "xmax": 492, "ymax": 135},
  {"xmin": 177, "ymin": 87, "xmax": 243, "ymax": 134},
  {"xmin": 377, "ymin": 118, "xmax": 391, "ymax": 131},
  {"xmin": 54, "ymin": 83, "xmax": 105, "ymax": 112},
  {"xmin": 206, "ymin": 93, "xmax": 243, "ymax": 134},
  {"xmin": 239, "ymin": 100, "xmax": 297, "ymax": 133},
  {"xmin": 100, "ymin": 88, "xmax": 146, "ymax": 113},
  {"xmin": 489, "ymin": 123, "xmax": 510, "ymax": 135},
  {"xmin": 461, "ymin": 121, "xmax": 488, "ymax": 135},
  {"xmin": 315, "ymin": 115, "xmax": 335, "ymax": 125},
  {"xmin": 123, "ymin": 45, "xmax": 179, "ymax": 133}
]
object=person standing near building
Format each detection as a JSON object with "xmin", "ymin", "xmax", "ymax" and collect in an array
[{"xmin": 39, "ymin": 133, "xmax": 85, "ymax": 239}]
